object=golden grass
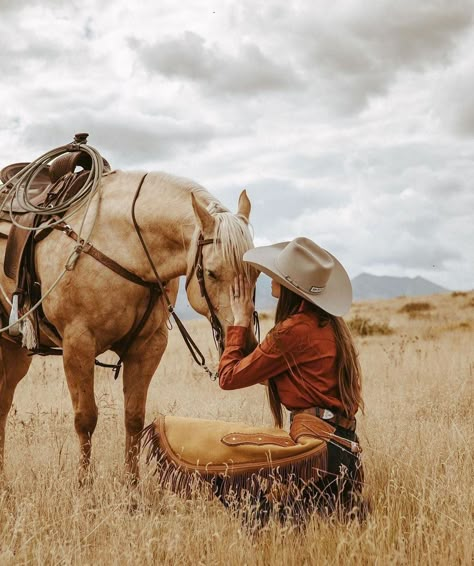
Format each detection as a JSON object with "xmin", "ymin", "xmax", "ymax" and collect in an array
[
  {"xmin": 1, "ymin": 291, "xmax": 473, "ymax": 565},
  {"xmin": 347, "ymin": 314, "xmax": 394, "ymax": 336}
]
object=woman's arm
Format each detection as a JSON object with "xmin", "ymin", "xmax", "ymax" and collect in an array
[
  {"xmin": 219, "ymin": 275, "xmax": 307, "ymax": 390},
  {"xmin": 218, "ymin": 322, "xmax": 301, "ymax": 390}
]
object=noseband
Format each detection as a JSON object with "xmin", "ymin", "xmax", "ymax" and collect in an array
[{"xmin": 185, "ymin": 234, "xmax": 225, "ymax": 355}]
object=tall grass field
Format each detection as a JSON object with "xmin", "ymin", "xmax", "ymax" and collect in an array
[{"xmin": 1, "ymin": 291, "xmax": 473, "ymax": 564}]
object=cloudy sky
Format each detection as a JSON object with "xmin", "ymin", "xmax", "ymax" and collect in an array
[{"xmin": 1, "ymin": 0, "xmax": 473, "ymax": 290}]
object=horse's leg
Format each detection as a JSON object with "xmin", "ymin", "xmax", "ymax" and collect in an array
[
  {"xmin": 122, "ymin": 326, "xmax": 168, "ymax": 482},
  {"xmin": 0, "ymin": 339, "xmax": 32, "ymax": 475},
  {"xmin": 62, "ymin": 327, "xmax": 97, "ymax": 484}
]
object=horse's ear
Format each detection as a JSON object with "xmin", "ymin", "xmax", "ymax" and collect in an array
[
  {"xmin": 191, "ymin": 193, "xmax": 215, "ymax": 233},
  {"xmin": 237, "ymin": 189, "xmax": 251, "ymax": 222}
]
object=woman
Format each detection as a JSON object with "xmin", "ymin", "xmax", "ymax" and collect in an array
[{"xmin": 218, "ymin": 236, "xmax": 366, "ymax": 521}]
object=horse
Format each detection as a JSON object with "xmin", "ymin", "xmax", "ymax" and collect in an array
[{"xmin": 0, "ymin": 169, "xmax": 257, "ymax": 483}]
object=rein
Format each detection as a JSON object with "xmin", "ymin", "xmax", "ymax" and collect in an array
[{"xmin": 131, "ymin": 174, "xmax": 220, "ymax": 380}]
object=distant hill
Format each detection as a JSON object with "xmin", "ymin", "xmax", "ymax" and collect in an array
[
  {"xmin": 174, "ymin": 273, "xmax": 449, "ymax": 319},
  {"xmin": 351, "ymin": 273, "xmax": 449, "ymax": 301}
]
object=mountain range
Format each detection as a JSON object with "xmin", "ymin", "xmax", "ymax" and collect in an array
[
  {"xmin": 351, "ymin": 272, "xmax": 448, "ymax": 301},
  {"xmin": 173, "ymin": 272, "xmax": 449, "ymax": 319}
]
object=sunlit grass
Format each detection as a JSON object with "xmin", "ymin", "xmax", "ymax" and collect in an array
[{"xmin": 1, "ymin": 291, "xmax": 473, "ymax": 564}]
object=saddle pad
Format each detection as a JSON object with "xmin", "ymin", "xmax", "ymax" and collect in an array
[{"xmin": 143, "ymin": 414, "xmax": 328, "ymax": 493}]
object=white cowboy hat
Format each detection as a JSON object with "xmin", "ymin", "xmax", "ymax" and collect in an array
[{"xmin": 243, "ymin": 237, "xmax": 352, "ymax": 316}]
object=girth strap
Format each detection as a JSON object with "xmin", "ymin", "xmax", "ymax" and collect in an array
[{"xmin": 95, "ymin": 284, "xmax": 161, "ymax": 379}]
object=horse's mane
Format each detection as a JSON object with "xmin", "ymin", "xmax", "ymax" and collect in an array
[
  {"xmin": 188, "ymin": 191, "xmax": 256, "ymax": 281},
  {"xmin": 146, "ymin": 173, "xmax": 255, "ymax": 279}
]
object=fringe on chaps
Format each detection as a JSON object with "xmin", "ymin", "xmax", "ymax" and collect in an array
[{"xmin": 141, "ymin": 422, "xmax": 328, "ymax": 502}]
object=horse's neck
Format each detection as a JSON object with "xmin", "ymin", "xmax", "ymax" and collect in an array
[{"xmin": 95, "ymin": 171, "xmax": 205, "ymax": 281}]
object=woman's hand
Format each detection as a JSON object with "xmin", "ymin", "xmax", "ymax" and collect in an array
[{"xmin": 230, "ymin": 274, "xmax": 255, "ymax": 327}]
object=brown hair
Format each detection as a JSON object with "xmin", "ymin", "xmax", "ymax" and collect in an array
[{"xmin": 267, "ymin": 284, "xmax": 364, "ymax": 427}]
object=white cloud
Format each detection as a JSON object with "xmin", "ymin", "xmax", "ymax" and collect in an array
[
  {"xmin": 232, "ymin": 0, "xmax": 474, "ymax": 112},
  {"xmin": 0, "ymin": 0, "xmax": 473, "ymax": 291},
  {"xmin": 131, "ymin": 32, "xmax": 301, "ymax": 95},
  {"xmin": 433, "ymin": 34, "xmax": 474, "ymax": 136},
  {"xmin": 20, "ymin": 112, "xmax": 216, "ymax": 166}
]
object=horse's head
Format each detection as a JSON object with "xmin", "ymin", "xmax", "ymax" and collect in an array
[{"xmin": 185, "ymin": 190, "xmax": 258, "ymax": 356}]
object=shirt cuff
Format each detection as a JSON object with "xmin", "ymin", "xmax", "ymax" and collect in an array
[{"xmin": 225, "ymin": 325, "xmax": 247, "ymax": 347}]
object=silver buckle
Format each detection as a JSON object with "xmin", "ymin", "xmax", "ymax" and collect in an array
[{"xmin": 321, "ymin": 409, "xmax": 335, "ymax": 420}]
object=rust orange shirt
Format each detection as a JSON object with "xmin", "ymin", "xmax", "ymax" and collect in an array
[{"xmin": 219, "ymin": 306, "xmax": 349, "ymax": 416}]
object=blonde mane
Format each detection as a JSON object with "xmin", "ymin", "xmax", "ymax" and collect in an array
[{"xmin": 187, "ymin": 196, "xmax": 256, "ymax": 281}]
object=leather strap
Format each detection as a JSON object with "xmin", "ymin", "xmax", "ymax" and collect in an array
[
  {"xmin": 194, "ymin": 234, "xmax": 224, "ymax": 354},
  {"xmin": 221, "ymin": 432, "xmax": 297, "ymax": 448},
  {"xmin": 130, "ymin": 175, "xmax": 220, "ymax": 381},
  {"xmin": 291, "ymin": 406, "xmax": 356, "ymax": 432},
  {"xmin": 185, "ymin": 236, "xmax": 217, "ymax": 291},
  {"xmin": 56, "ymin": 224, "xmax": 159, "ymax": 289},
  {"xmin": 52, "ymin": 221, "xmax": 164, "ymax": 379},
  {"xmin": 290, "ymin": 413, "xmax": 361, "ymax": 454}
]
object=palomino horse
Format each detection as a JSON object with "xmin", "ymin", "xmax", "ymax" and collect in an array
[{"xmin": 0, "ymin": 170, "xmax": 257, "ymax": 482}]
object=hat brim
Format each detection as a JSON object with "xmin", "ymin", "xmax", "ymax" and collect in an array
[{"xmin": 243, "ymin": 242, "xmax": 352, "ymax": 317}]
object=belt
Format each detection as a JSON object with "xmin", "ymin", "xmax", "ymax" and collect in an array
[{"xmin": 290, "ymin": 407, "xmax": 356, "ymax": 432}]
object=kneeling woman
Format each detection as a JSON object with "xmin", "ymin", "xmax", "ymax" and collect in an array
[{"xmin": 218, "ymin": 237, "xmax": 365, "ymax": 519}]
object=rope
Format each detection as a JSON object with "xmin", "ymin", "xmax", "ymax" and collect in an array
[
  {"xmin": 0, "ymin": 135, "xmax": 105, "ymax": 334},
  {"xmin": 1, "ymin": 142, "xmax": 103, "ymax": 234}
]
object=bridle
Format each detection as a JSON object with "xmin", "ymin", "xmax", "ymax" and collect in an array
[
  {"xmin": 185, "ymin": 233, "xmax": 225, "ymax": 356},
  {"xmin": 131, "ymin": 174, "xmax": 259, "ymax": 381},
  {"xmin": 184, "ymin": 233, "xmax": 261, "ymax": 355}
]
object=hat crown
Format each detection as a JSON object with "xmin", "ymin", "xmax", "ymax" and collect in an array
[
  {"xmin": 242, "ymin": 236, "xmax": 352, "ymax": 316},
  {"xmin": 276, "ymin": 237, "xmax": 334, "ymax": 294}
]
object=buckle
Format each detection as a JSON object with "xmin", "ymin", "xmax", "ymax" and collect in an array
[{"xmin": 320, "ymin": 409, "xmax": 335, "ymax": 420}]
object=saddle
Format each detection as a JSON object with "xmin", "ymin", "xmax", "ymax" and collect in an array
[
  {"xmin": 0, "ymin": 145, "xmax": 110, "ymax": 345},
  {"xmin": 0, "ymin": 151, "xmax": 111, "ymax": 281},
  {"xmin": 142, "ymin": 413, "xmax": 334, "ymax": 498}
]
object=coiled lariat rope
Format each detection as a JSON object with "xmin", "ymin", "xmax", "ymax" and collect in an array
[{"xmin": 0, "ymin": 134, "xmax": 104, "ymax": 334}]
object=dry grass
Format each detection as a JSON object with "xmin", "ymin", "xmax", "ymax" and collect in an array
[
  {"xmin": 347, "ymin": 315, "xmax": 394, "ymax": 336},
  {"xmin": 398, "ymin": 301, "xmax": 433, "ymax": 314},
  {"xmin": 1, "ymin": 291, "xmax": 473, "ymax": 565}
]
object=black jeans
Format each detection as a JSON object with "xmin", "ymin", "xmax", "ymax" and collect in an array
[{"xmin": 300, "ymin": 424, "xmax": 365, "ymax": 519}]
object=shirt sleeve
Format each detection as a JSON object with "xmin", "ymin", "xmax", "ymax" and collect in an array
[{"xmin": 218, "ymin": 320, "xmax": 306, "ymax": 390}]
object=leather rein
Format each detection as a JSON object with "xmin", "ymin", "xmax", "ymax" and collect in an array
[
  {"xmin": 130, "ymin": 174, "xmax": 221, "ymax": 380},
  {"xmin": 130, "ymin": 173, "xmax": 260, "ymax": 377},
  {"xmin": 184, "ymin": 233, "xmax": 225, "ymax": 356}
]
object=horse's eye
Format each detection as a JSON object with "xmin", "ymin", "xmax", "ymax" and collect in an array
[{"xmin": 206, "ymin": 270, "xmax": 217, "ymax": 280}]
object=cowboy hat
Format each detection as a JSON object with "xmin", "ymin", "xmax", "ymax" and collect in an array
[{"xmin": 243, "ymin": 237, "xmax": 352, "ymax": 316}]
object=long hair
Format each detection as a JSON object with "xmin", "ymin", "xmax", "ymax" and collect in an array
[{"xmin": 267, "ymin": 285, "xmax": 364, "ymax": 427}]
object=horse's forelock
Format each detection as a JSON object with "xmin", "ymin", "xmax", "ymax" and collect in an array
[
  {"xmin": 186, "ymin": 196, "xmax": 255, "ymax": 281},
  {"xmin": 212, "ymin": 211, "xmax": 256, "ymax": 280}
]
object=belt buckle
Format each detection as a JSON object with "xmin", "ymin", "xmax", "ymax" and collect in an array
[{"xmin": 321, "ymin": 409, "xmax": 335, "ymax": 420}]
